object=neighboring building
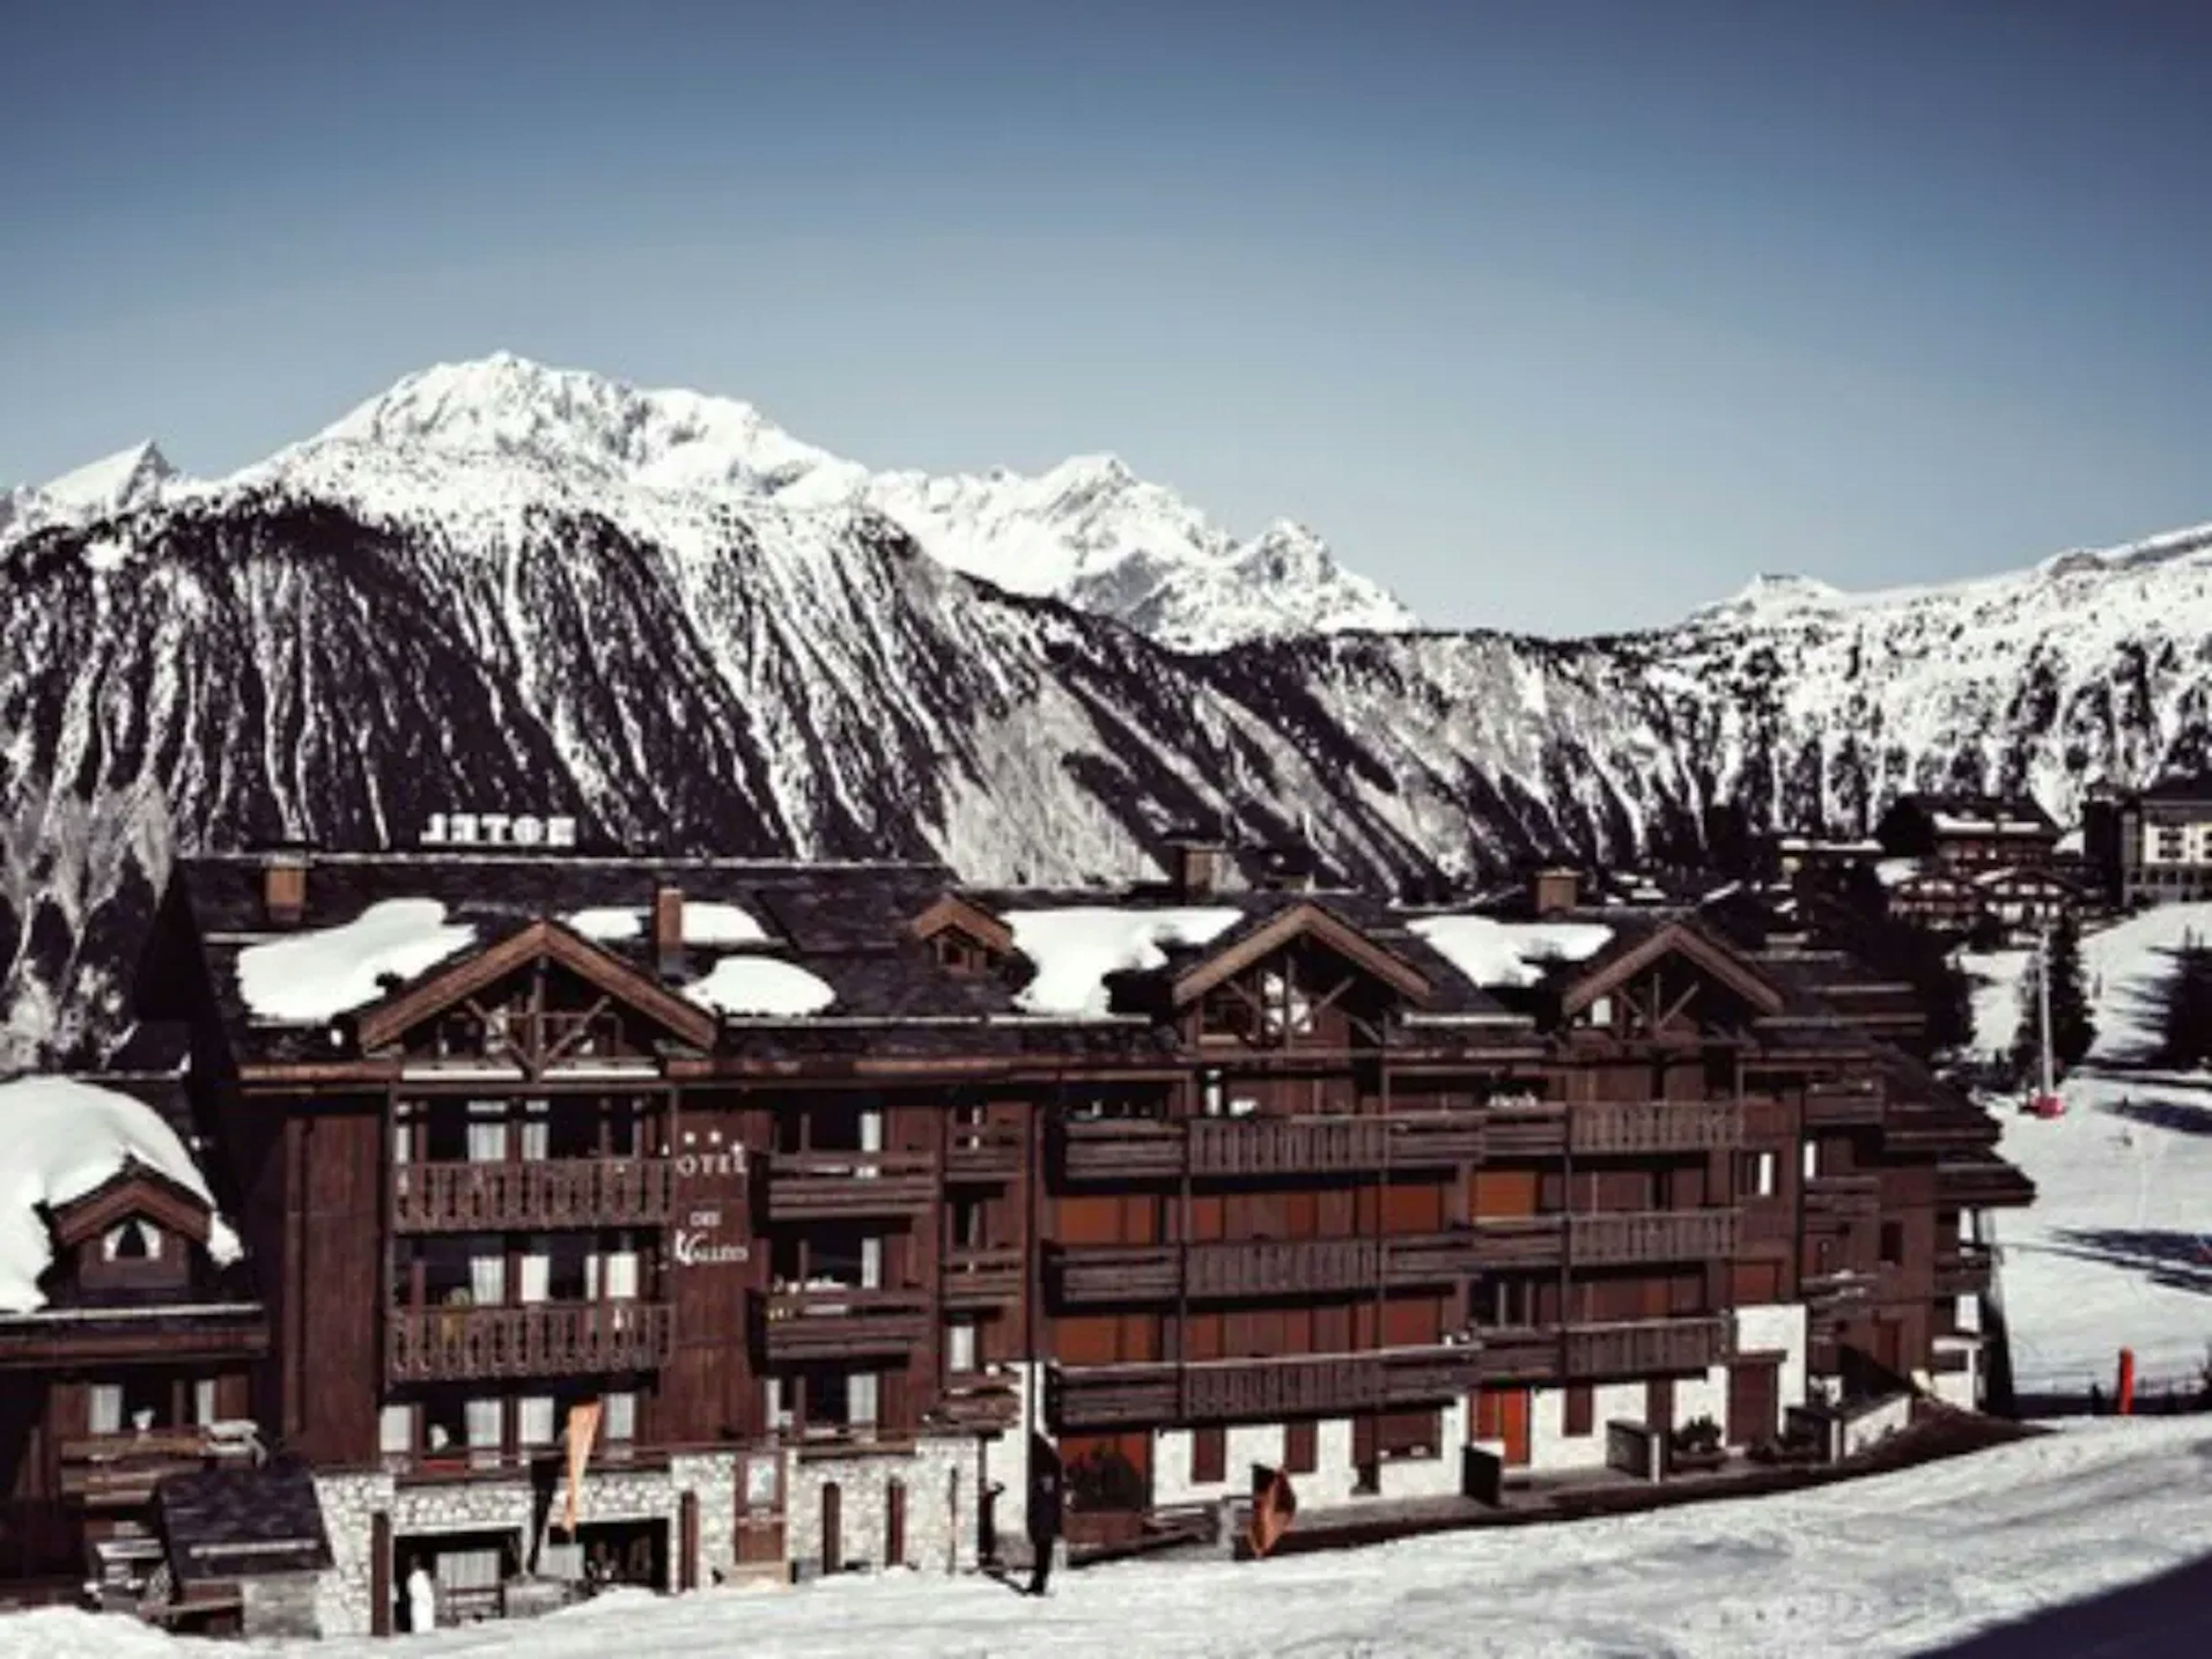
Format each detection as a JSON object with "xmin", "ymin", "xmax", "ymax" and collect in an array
[
  {"xmin": 3, "ymin": 834, "xmax": 2035, "ymax": 1633},
  {"xmin": 1759, "ymin": 836, "xmax": 1884, "ymax": 886},
  {"xmin": 1970, "ymin": 865, "xmax": 2085, "ymax": 936},
  {"xmin": 0, "ymin": 1075, "xmax": 276, "ymax": 1627},
  {"xmin": 2106, "ymin": 775, "xmax": 2212, "ymax": 906},
  {"xmin": 1876, "ymin": 796, "xmax": 2061, "ymax": 873},
  {"xmin": 1878, "ymin": 868, "xmax": 1983, "ymax": 935}
]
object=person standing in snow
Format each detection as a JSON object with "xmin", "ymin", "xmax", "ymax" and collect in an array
[{"xmin": 405, "ymin": 1561, "xmax": 437, "ymax": 1633}]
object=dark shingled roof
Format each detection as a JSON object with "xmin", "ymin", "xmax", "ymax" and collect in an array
[{"xmin": 156, "ymin": 1455, "xmax": 334, "ymax": 1585}]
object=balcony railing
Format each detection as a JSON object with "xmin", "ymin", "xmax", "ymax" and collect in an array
[
  {"xmin": 56, "ymin": 1427, "xmax": 255, "ymax": 1505},
  {"xmin": 1936, "ymin": 1160, "xmax": 2037, "ymax": 1210},
  {"xmin": 1803, "ymin": 1085, "xmax": 1886, "ymax": 1128},
  {"xmin": 945, "ymin": 1122, "xmax": 1025, "ymax": 1183},
  {"xmin": 1468, "ymin": 1215, "xmax": 1568, "ymax": 1269},
  {"xmin": 754, "ymin": 1287, "xmax": 931, "ymax": 1365},
  {"xmin": 1934, "ymin": 1243, "xmax": 1995, "ymax": 1297},
  {"xmin": 1048, "ymin": 1232, "xmax": 1488, "ymax": 1308},
  {"xmin": 1569, "ymin": 1208, "xmax": 1740, "ymax": 1266},
  {"xmin": 390, "ymin": 1158, "xmax": 678, "ymax": 1234},
  {"xmin": 941, "ymin": 1247, "xmax": 1025, "ymax": 1310},
  {"xmin": 1047, "ymin": 1343, "xmax": 1484, "ymax": 1431},
  {"xmin": 934, "ymin": 1370, "xmax": 1022, "ymax": 1433},
  {"xmin": 386, "ymin": 1301, "xmax": 676, "ymax": 1384},
  {"xmin": 1804, "ymin": 1173, "xmax": 1883, "ymax": 1221},
  {"xmin": 1562, "ymin": 1316, "xmax": 1730, "ymax": 1380},
  {"xmin": 766, "ymin": 1150, "xmax": 938, "ymax": 1222},
  {"xmin": 1472, "ymin": 1325, "xmax": 1565, "ymax": 1384},
  {"xmin": 1568, "ymin": 1100, "xmax": 1744, "ymax": 1156},
  {"xmin": 1484, "ymin": 1104, "xmax": 1569, "ymax": 1158},
  {"xmin": 1056, "ymin": 1109, "xmax": 1487, "ymax": 1184}
]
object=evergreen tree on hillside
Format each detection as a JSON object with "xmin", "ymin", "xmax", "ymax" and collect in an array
[
  {"xmin": 2047, "ymin": 913, "xmax": 2096, "ymax": 1070},
  {"xmin": 2158, "ymin": 934, "xmax": 2212, "ymax": 1070},
  {"xmin": 2011, "ymin": 914, "xmax": 2096, "ymax": 1082}
]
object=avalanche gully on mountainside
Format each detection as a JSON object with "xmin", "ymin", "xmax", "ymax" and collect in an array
[{"xmin": 4, "ymin": 350, "xmax": 2212, "ymax": 1066}]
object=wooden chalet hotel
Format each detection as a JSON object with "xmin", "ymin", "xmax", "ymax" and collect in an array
[{"xmin": 0, "ymin": 813, "xmax": 2034, "ymax": 1636}]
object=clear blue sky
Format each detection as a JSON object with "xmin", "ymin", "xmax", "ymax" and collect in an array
[{"xmin": 3, "ymin": 0, "xmax": 2208, "ymax": 636}]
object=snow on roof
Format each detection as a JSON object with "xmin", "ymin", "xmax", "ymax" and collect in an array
[
  {"xmin": 234, "ymin": 898, "xmax": 479, "ymax": 1025},
  {"xmin": 1407, "ymin": 914, "xmax": 1615, "ymax": 990},
  {"xmin": 1876, "ymin": 858, "xmax": 1923, "ymax": 889},
  {"xmin": 681, "ymin": 956, "xmax": 836, "ymax": 1017},
  {"xmin": 564, "ymin": 901, "xmax": 769, "ymax": 948},
  {"xmin": 1931, "ymin": 812, "xmax": 2052, "ymax": 836},
  {"xmin": 2055, "ymin": 827, "xmax": 2085, "ymax": 855},
  {"xmin": 1001, "ymin": 906, "xmax": 1245, "ymax": 1018},
  {"xmin": 0, "ymin": 1076, "xmax": 242, "ymax": 1314}
]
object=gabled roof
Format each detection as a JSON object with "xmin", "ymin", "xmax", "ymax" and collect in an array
[
  {"xmin": 907, "ymin": 893, "xmax": 1017, "ymax": 957},
  {"xmin": 1169, "ymin": 900, "xmax": 1434, "ymax": 1006},
  {"xmin": 157, "ymin": 1455, "xmax": 333, "ymax": 1585},
  {"xmin": 1550, "ymin": 915, "xmax": 1786, "ymax": 1020},
  {"xmin": 46, "ymin": 1161, "xmax": 214, "ymax": 1253},
  {"xmin": 354, "ymin": 918, "xmax": 719, "ymax": 1053}
]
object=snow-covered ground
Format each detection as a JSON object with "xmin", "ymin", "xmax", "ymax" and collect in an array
[
  {"xmin": 1963, "ymin": 905, "xmax": 2212, "ymax": 1396},
  {"xmin": 2, "ymin": 1418, "xmax": 2205, "ymax": 1658}
]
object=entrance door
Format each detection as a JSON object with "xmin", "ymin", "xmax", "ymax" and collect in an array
[
  {"xmin": 1474, "ymin": 1388, "xmax": 1532, "ymax": 1467},
  {"xmin": 1727, "ymin": 1360, "xmax": 1779, "ymax": 1446}
]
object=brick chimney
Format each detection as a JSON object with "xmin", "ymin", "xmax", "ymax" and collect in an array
[
  {"xmin": 1165, "ymin": 837, "xmax": 1221, "ymax": 901},
  {"xmin": 1531, "ymin": 867, "xmax": 1580, "ymax": 917},
  {"xmin": 263, "ymin": 852, "xmax": 309, "ymax": 927},
  {"xmin": 652, "ymin": 883, "xmax": 685, "ymax": 965}
]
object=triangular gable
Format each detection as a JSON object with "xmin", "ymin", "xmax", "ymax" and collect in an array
[
  {"xmin": 48, "ymin": 1161, "xmax": 214, "ymax": 1253},
  {"xmin": 1555, "ymin": 920, "xmax": 1785, "ymax": 1021},
  {"xmin": 1169, "ymin": 902, "xmax": 1432, "ymax": 1007},
  {"xmin": 908, "ymin": 893, "xmax": 1017, "ymax": 957},
  {"xmin": 354, "ymin": 919, "xmax": 718, "ymax": 1054}
]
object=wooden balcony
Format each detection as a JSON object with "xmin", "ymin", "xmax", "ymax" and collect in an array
[
  {"xmin": 1936, "ymin": 1159, "xmax": 2037, "ymax": 1210},
  {"xmin": 1569, "ymin": 1208, "xmax": 1740, "ymax": 1266},
  {"xmin": 1056, "ymin": 1109, "xmax": 1487, "ymax": 1185},
  {"xmin": 1934, "ymin": 1243, "xmax": 1996, "ymax": 1297},
  {"xmin": 1568, "ymin": 1100, "xmax": 1743, "ymax": 1157},
  {"xmin": 1562, "ymin": 1316, "xmax": 1730, "ymax": 1380},
  {"xmin": 766, "ymin": 1150, "xmax": 938, "ymax": 1222},
  {"xmin": 1472, "ymin": 1325, "xmax": 1565, "ymax": 1384},
  {"xmin": 934, "ymin": 1371, "xmax": 1022, "ymax": 1434},
  {"xmin": 1055, "ymin": 1118, "xmax": 1184, "ymax": 1183},
  {"xmin": 1484, "ymin": 1104, "xmax": 1569, "ymax": 1158},
  {"xmin": 386, "ymin": 1301, "xmax": 676, "ymax": 1384},
  {"xmin": 1469, "ymin": 1215, "xmax": 1568, "ymax": 1269},
  {"xmin": 389, "ymin": 1158, "xmax": 677, "ymax": 1234},
  {"xmin": 941, "ymin": 1247, "xmax": 1025, "ymax": 1311},
  {"xmin": 1804, "ymin": 1173, "xmax": 1883, "ymax": 1222},
  {"xmin": 1047, "ymin": 1343, "xmax": 1484, "ymax": 1431},
  {"xmin": 755, "ymin": 1287, "xmax": 931, "ymax": 1365},
  {"xmin": 1049, "ymin": 1232, "xmax": 1488, "ymax": 1308},
  {"xmin": 57, "ymin": 1427, "xmax": 255, "ymax": 1506},
  {"xmin": 945, "ymin": 1122, "xmax": 1025, "ymax": 1184},
  {"xmin": 1803, "ymin": 1085, "xmax": 1886, "ymax": 1129}
]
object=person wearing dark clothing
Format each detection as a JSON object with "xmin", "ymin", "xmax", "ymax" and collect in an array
[{"xmin": 1027, "ymin": 1445, "xmax": 1063, "ymax": 1597}]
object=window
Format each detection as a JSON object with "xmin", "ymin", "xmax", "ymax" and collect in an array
[
  {"xmin": 1801, "ymin": 1140, "xmax": 1820, "ymax": 1181},
  {"xmin": 1283, "ymin": 1420, "xmax": 1318, "ymax": 1475},
  {"xmin": 379, "ymin": 1403, "xmax": 414, "ymax": 1456},
  {"xmin": 1563, "ymin": 1385, "xmax": 1595, "ymax": 1438},
  {"xmin": 192, "ymin": 1378, "xmax": 218, "ymax": 1425},
  {"xmin": 1191, "ymin": 1427, "xmax": 1227, "ymax": 1485},
  {"xmin": 1880, "ymin": 1222, "xmax": 1904, "ymax": 1266},
  {"xmin": 518, "ymin": 1396, "xmax": 558, "ymax": 1447},
  {"xmin": 946, "ymin": 1319, "xmax": 979, "ymax": 1374},
  {"xmin": 1377, "ymin": 1410, "xmax": 1439, "ymax": 1460},
  {"xmin": 102, "ymin": 1218, "xmax": 162, "ymax": 1262},
  {"xmin": 1741, "ymin": 1151, "xmax": 1777, "ymax": 1198},
  {"xmin": 89, "ymin": 1383, "xmax": 123, "ymax": 1436},
  {"xmin": 603, "ymin": 1391, "xmax": 637, "ymax": 1443}
]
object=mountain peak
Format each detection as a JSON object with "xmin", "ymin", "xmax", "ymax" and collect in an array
[{"xmin": 37, "ymin": 440, "xmax": 177, "ymax": 512}]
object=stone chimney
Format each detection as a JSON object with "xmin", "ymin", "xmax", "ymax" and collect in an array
[
  {"xmin": 263, "ymin": 852, "xmax": 309, "ymax": 927},
  {"xmin": 1531, "ymin": 867, "xmax": 1580, "ymax": 917},
  {"xmin": 652, "ymin": 883, "xmax": 685, "ymax": 965}
]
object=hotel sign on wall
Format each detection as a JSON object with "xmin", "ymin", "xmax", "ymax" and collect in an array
[
  {"xmin": 419, "ymin": 811, "xmax": 579, "ymax": 848},
  {"xmin": 670, "ymin": 1133, "xmax": 749, "ymax": 1270}
]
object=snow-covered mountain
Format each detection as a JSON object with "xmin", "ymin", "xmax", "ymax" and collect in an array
[
  {"xmin": 4, "ymin": 350, "xmax": 2212, "ymax": 1067},
  {"xmin": 0, "ymin": 440, "xmax": 181, "ymax": 544},
  {"xmin": 279, "ymin": 353, "xmax": 1415, "ymax": 650}
]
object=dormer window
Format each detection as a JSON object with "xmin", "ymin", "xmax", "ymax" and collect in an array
[
  {"xmin": 1588, "ymin": 995, "xmax": 1613, "ymax": 1029},
  {"xmin": 102, "ymin": 1218, "xmax": 164, "ymax": 1263}
]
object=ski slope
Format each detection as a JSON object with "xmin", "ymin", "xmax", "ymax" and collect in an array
[
  {"xmin": 0, "ymin": 1419, "xmax": 2206, "ymax": 1658},
  {"xmin": 1964, "ymin": 906, "xmax": 2212, "ymax": 1396}
]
